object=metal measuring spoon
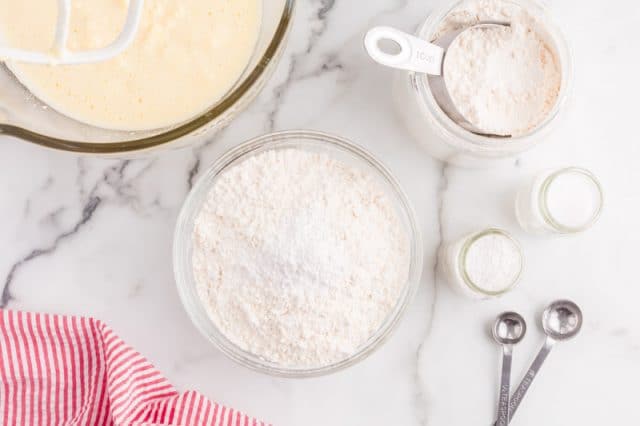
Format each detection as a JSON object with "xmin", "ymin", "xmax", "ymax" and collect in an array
[
  {"xmin": 494, "ymin": 300, "xmax": 583, "ymax": 425},
  {"xmin": 364, "ymin": 23, "xmax": 510, "ymax": 136},
  {"xmin": 492, "ymin": 312, "xmax": 526, "ymax": 426}
]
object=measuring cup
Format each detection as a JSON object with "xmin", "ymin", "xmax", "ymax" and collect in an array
[
  {"xmin": 365, "ymin": 23, "xmax": 509, "ymax": 136},
  {"xmin": 362, "ymin": 0, "xmax": 572, "ymax": 168}
]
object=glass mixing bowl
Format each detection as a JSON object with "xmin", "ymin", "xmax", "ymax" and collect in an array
[
  {"xmin": 0, "ymin": 0, "xmax": 295, "ymax": 155},
  {"xmin": 173, "ymin": 130, "xmax": 424, "ymax": 377}
]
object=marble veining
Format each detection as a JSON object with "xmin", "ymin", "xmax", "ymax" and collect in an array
[
  {"xmin": 413, "ymin": 162, "xmax": 448, "ymax": 426},
  {"xmin": 1, "ymin": 0, "xmax": 639, "ymax": 425}
]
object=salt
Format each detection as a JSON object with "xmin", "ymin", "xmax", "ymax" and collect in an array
[
  {"xmin": 463, "ymin": 233, "xmax": 523, "ymax": 293},
  {"xmin": 544, "ymin": 171, "xmax": 602, "ymax": 229},
  {"xmin": 443, "ymin": 228, "xmax": 523, "ymax": 299},
  {"xmin": 516, "ymin": 167, "xmax": 603, "ymax": 234}
]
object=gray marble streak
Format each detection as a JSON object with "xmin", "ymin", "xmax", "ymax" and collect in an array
[
  {"xmin": 1, "ymin": 155, "xmax": 161, "ymax": 307},
  {"xmin": 1, "ymin": 195, "xmax": 101, "ymax": 307},
  {"xmin": 186, "ymin": 156, "xmax": 200, "ymax": 190},
  {"xmin": 265, "ymin": 0, "xmax": 337, "ymax": 131},
  {"xmin": 413, "ymin": 163, "xmax": 448, "ymax": 426}
]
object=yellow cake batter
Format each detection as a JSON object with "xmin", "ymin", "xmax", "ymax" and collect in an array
[{"xmin": 0, "ymin": 0, "xmax": 261, "ymax": 130}]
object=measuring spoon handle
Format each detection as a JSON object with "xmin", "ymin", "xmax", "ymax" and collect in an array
[
  {"xmin": 510, "ymin": 337, "xmax": 556, "ymax": 421},
  {"xmin": 496, "ymin": 345, "xmax": 513, "ymax": 426},
  {"xmin": 491, "ymin": 337, "xmax": 555, "ymax": 426},
  {"xmin": 364, "ymin": 26, "xmax": 444, "ymax": 75}
]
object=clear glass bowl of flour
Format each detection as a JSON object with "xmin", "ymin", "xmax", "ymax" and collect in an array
[
  {"xmin": 392, "ymin": 0, "xmax": 573, "ymax": 167},
  {"xmin": 173, "ymin": 130, "xmax": 424, "ymax": 377},
  {"xmin": 0, "ymin": 0, "xmax": 294, "ymax": 155}
]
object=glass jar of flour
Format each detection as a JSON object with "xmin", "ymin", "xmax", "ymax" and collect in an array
[{"xmin": 390, "ymin": 0, "xmax": 572, "ymax": 167}]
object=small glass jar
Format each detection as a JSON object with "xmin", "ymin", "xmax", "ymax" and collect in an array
[
  {"xmin": 442, "ymin": 228, "xmax": 524, "ymax": 299},
  {"xmin": 515, "ymin": 167, "xmax": 603, "ymax": 234},
  {"xmin": 392, "ymin": 0, "xmax": 572, "ymax": 167}
]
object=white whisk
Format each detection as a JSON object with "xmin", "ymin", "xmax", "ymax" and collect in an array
[{"xmin": 0, "ymin": 0, "xmax": 144, "ymax": 65}]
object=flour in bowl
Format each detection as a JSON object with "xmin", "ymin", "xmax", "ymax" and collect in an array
[{"xmin": 192, "ymin": 148, "xmax": 411, "ymax": 367}]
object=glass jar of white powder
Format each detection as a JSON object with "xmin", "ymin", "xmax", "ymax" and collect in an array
[
  {"xmin": 516, "ymin": 167, "xmax": 603, "ymax": 234},
  {"xmin": 173, "ymin": 130, "xmax": 424, "ymax": 377},
  {"xmin": 392, "ymin": 0, "xmax": 572, "ymax": 167},
  {"xmin": 442, "ymin": 228, "xmax": 523, "ymax": 299}
]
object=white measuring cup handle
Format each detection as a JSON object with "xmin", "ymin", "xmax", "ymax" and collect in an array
[{"xmin": 364, "ymin": 26, "xmax": 444, "ymax": 75}]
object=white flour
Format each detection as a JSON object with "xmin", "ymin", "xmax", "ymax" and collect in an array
[
  {"xmin": 192, "ymin": 148, "xmax": 410, "ymax": 367},
  {"xmin": 433, "ymin": 0, "xmax": 519, "ymax": 40},
  {"xmin": 437, "ymin": 0, "xmax": 561, "ymax": 136},
  {"xmin": 464, "ymin": 233, "xmax": 522, "ymax": 292}
]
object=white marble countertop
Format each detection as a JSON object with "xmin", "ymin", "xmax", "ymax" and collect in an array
[{"xmin": 1, "ymin": 0, "xmax": 638, "ymax": 424}]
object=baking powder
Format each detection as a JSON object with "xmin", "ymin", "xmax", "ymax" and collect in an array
[
  {"xmin": 463, "ymin": 232, "xmax": 522, "ymax": 292},
  {"xmin": 192, "ymin": 149, "xmax": 410, "ymax": 367},
  {"xmin": 442, "ymin": 228, "xmax": 523, "ymax": 299}
]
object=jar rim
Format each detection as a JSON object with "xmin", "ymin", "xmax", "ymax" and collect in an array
[
  {"xmin": 413, "ymin": 0, "xmax": 573, "ymax": 154},
  {"xmin": 458, "ymin": 228, "xmax": 524, "ymax": 296},
  {"xmin": 538, "ymin": 167, "xmax": 604, "ymax": 233}
]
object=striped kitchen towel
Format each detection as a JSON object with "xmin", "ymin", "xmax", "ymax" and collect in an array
[{"xmin": 0, "ymin": 309, "xmax": 268, "ymax": 426}]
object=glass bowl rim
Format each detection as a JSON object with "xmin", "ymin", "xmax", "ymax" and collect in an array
[
  {"xmin": 173, "ymin": 129, "xmax": 424, "ymax": 377},
  {"xmin": 0, "ymin": 0, "xmax": 296, "ymax": 154}
]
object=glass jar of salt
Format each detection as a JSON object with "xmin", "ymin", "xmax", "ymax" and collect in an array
[
  {"xmin": 442, "ymin": 228, "xmax": 523, "ymax": 299},
  {"xmin": 516, "ymin": 167, "xmax": 603, "ymax": 234}
]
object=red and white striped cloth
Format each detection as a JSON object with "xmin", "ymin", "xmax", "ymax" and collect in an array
[{"xmin": 0, "ymin": 309, "xmax": 268, "ymax": 426}]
